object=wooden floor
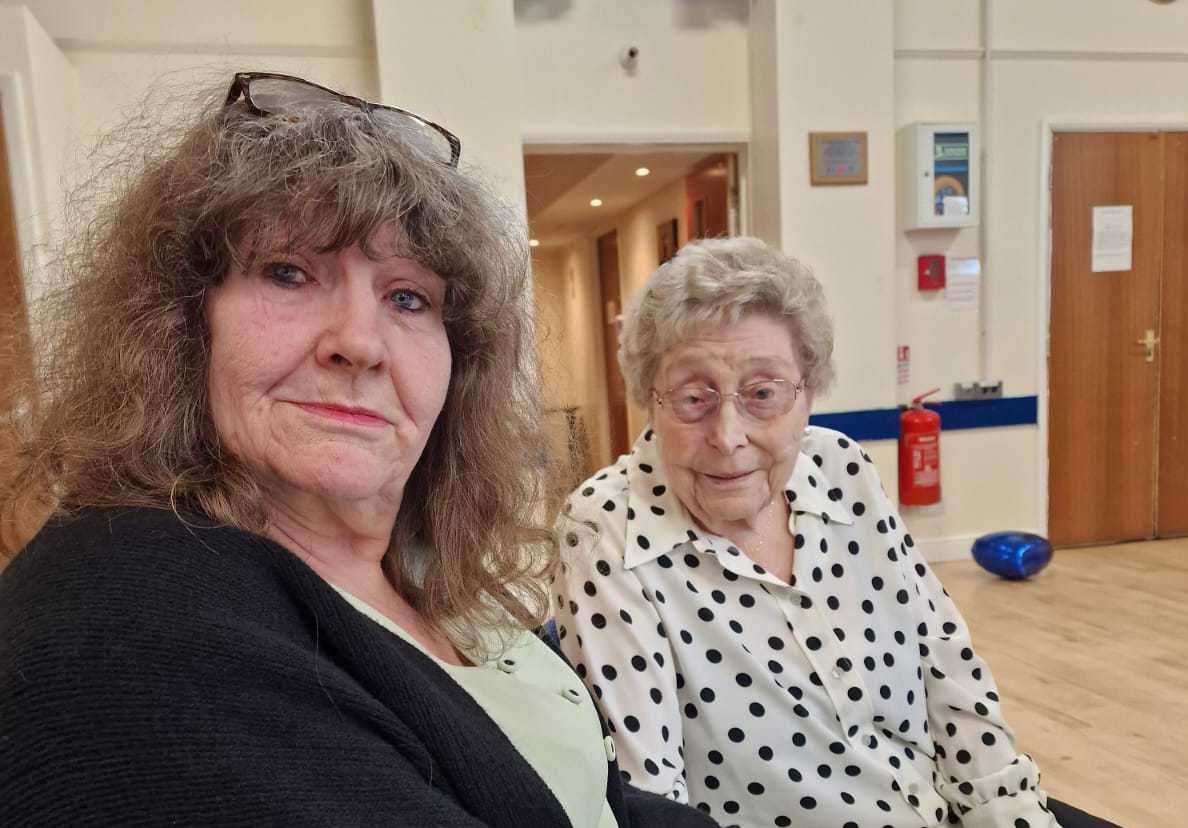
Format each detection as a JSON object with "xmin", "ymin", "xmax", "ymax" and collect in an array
[{"xmin": 935, "ymin": 538, "xmax": 1188, "ymax": 827}]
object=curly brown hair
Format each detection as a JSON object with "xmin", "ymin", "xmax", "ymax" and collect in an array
[{"xmin": 0, "ymin": 77, "xmax": 555, "ymax": 653}]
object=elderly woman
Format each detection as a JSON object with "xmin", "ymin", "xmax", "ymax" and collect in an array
[
  {"xmin": 0, "ymin": 72, "xmax": 713, "ymax": 828},
  {"xmin": 555, "ymin": 238, "xmax": 1112, "ymax": 828}
]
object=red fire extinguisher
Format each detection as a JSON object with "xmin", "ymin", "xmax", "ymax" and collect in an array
[{"xmin": 899, "ymin": 388, "xmax": 942, "ymax": 507}]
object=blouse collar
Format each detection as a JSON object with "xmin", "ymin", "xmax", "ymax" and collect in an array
[{"xmin": 622, "ymin": 425, "xmax": 853, "ymax": 571}]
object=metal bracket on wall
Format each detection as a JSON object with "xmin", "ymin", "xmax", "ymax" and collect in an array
[{"xmin": 953, "ymin": 381, "xmax": 1004, "ymax": 400}]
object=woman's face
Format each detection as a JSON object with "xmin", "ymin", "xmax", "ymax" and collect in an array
[
  {"xmin": 651, "ymin": 314, "xmax": 811, "ymax": 531},
  {"xmin": 205, "ymin": 227, "xmax": 451, "ymax": 522}
]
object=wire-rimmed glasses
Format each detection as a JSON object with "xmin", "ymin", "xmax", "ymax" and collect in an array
[
  {"xmin": 223, "ymin": 71, "xmax": 462, "ymax": 167},
  {"xmin": 652, "ymin": 379, "xmax": 804, "ymax": 424}
]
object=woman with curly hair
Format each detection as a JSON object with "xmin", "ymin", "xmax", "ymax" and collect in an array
[{"xmin": 0, "ymin": 72, "xmax": 713, "ymax": 828}]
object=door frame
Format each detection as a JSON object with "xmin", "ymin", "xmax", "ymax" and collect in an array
[
  {"xmin": 523, "ymin": 135, "xmax": 750, "ymax": 464},
  {"xmin": 1036, "ymin": 119, "xmax": 1188, "ymax": 538},
  {"xmin": 521, "ymin": 137, "xmax": 751, "ymax": 244},
  {"xmin": 0, "ymin": 71, "xmax": 47, "ymax": 303}
]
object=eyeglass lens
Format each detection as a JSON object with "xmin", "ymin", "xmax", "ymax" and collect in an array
[{"xmin": 666, "ymin": 382, "xmax": 796, "ymax": 423}]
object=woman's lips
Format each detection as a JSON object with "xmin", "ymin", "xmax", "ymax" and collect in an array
[
  {"xmin": 293, "ymin": 402, "xmax": 390, "ymax": 428},
  {"xmin": 700, "ymin": 469, "xmax": 758, "ymax": 486}
]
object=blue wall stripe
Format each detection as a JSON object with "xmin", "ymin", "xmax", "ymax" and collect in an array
[{"xmin": 808, "ymin": 395, "xmax": 1038, "ymax": 442}]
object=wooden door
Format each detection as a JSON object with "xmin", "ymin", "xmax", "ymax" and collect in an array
[
  {"xmin": 1158, "ymin": 133, "xmax": 1188, "ymax": 536},
  {"xmin": 1048, "ymin": 133, "xmax": 1164, "ymax": 546},
  {"xmin": 597, "ymin": 231, "xmax": 630, "ymax": 459},
  {"xmin": 685, "ymin": 154, "xmax": 731, "ymax": 240}
]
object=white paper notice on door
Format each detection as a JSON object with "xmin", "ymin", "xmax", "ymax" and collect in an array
[{"xmin": 1091, "ymin": 205, "xmax": 1133, "ymax": 272}]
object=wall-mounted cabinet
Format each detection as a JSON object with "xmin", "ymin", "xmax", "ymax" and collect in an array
[{"xmin": 899, "ymin": 122, "xmax": 978, "ymax": 230}]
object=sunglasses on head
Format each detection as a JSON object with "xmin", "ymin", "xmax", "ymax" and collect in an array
[{"xmin": 224, "ymin": 71, "xmax": 462, "ymax": 167}]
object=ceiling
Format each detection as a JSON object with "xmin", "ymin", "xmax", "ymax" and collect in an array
[{"xmin": 524, "ymin": 150, "xmax": 717, "ymax": 248}]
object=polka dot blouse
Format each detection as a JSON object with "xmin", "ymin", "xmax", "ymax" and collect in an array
[{"xmin": 554, "ymin": 426, "xmax": 1057, "ymax": 828}]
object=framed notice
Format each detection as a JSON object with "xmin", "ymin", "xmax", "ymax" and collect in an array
[{"xmin": 809, "ymin": 131, "xmax": 868, "ymax": 186}]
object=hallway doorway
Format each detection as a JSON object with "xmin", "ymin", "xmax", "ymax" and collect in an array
[{"xmin": 525, "ymin": 147, "xmax": 741, "ymax": 484}]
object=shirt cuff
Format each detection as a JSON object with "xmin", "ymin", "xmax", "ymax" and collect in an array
[{"xmin": 958, "ymin": 789, "xmax": 1060, "ymax": 828}]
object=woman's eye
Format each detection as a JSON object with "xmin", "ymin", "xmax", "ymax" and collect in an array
[
  {"xmin": 265, "ymin": 262, "xmax": 308, "ymax": 286},
  {"xmin": 390, "ymin": 288, "xmax": 428, "ymax": 312}
]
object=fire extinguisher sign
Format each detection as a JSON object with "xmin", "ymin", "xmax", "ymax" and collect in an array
[{"xmin": 910, "ymin": 433, "xmax": 940, "ymax": 487}]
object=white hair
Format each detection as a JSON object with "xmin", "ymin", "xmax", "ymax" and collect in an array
[{"xmin": 619, "ymin": 236, "xmax": 835, "ymax": 406}]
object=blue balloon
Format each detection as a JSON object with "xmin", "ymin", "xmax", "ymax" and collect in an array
[{"xmin": 971, "ymin": 532, "xmax": 1053, "ymax": 580}]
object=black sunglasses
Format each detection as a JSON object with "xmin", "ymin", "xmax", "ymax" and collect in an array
[{"xmin": 224, "ymin": 71, "xmax": 462, "ymax": 167}]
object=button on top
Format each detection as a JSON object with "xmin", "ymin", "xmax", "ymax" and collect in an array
[
  {"xmin": 604, "ymin": 735, "xmax": 617, "ymax": 762},
  {"xmin": 498, "ymin": 658, "xmax": 518, "ymax": 674}
]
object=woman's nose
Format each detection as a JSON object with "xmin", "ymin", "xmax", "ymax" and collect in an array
[
  {"xmin": 706, "ymin": 397, "xmax": 749, "ymax": 453},
  {"xmin": 315, "ymin": 284, "xmax": 385, "ymax": 373}
]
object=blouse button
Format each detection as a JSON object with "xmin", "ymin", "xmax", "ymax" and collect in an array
[
  {"xmin": 561, "ymin": 687, "xmax": 583, "ymax": 704},
  {"xmin": 498, "ymin": 658, "xmax": 518, "ymax": 674},
  {"xmin": 604, "ymin": 735, "xmax": 617, "ymax": 762},
  {"xmin": 831, "ymin": 667, "xmax": 843, "ymax": 679}
]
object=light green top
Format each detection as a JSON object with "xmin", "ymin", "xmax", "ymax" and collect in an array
[{"xmin": 333, "ymin": 588, "xmax": 619, "ymax": 828}]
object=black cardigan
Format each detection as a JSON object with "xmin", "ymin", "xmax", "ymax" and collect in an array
[{"xmin": 0, "ymin": 507, "xmax": 717, "ymax": 827}]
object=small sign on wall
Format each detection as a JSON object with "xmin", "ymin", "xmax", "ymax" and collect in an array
[{"xmin": 809, "ymin": 131, "xmax": 868, "ymax": 185}]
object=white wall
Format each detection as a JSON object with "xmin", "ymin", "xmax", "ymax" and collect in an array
[
  {"xmin": 374, "ymin": 1, "xmax": 525, "ymax": 209},
  {"xmin": 894, "ymin": 0, "xmax": 1188, "ymax": 541},
  {"xmin": 514, "ymin": 0, "xmax": 750, "ymax": 143},
  {"xmin": 758, "ymin": 0, "xmax": 898, "ymax": 415},
  {"xmin": 746, "ymin": 1, "xmax": 782, "ymax": 247}
]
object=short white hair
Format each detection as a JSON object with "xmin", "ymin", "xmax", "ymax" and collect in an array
[{"xmin": 619, "ymin": 236, "xmax": 835, "ymax": 407}]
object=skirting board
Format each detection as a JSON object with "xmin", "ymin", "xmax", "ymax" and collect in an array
[{"xmin": 916, "ymin": 534, "xmax": 979, "ymax": 564}]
